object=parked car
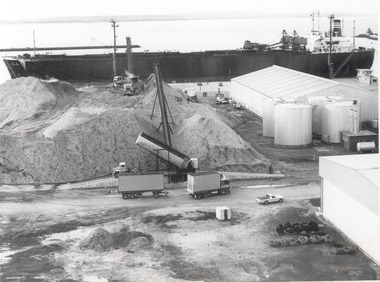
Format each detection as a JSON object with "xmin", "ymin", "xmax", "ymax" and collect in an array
[
  {"xmin": 256, "ymin": 194, "xmax": 283, "ymax": 204},
  {"xmin": 215, "ymin": 97, "xmax": 228, "ymax": 104}
]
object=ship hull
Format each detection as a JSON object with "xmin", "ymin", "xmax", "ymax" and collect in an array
[{"xmin": 3, "ymin": 49, "xmax": 375, "ymax": 82}]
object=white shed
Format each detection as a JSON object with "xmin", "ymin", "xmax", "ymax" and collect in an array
[
  {"xmin": 216, "ymin": 206, "xmax": 231, "ymax": 221},
  {"xmin": 319, "ymin": 154, "xmax": 380, "ymax": 265},
  {"xmin": 230, "ymin": 66, "xmax": 378, "ymax": 132}
]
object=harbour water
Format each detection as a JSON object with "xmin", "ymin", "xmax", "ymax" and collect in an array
[{"xmin": 0, "ymin": 15, "xmax": 377, "ymax": 83}]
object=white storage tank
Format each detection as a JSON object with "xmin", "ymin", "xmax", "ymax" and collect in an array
[
  {"xmin": 308, "ymin": 96, "xmax": 330, "ymax": 136},
  {"xmin": 307, "ymin": 96, "xmax": 344, "ymax": 136},
  {"xmin": 322, "ymin": 101, "xmax": 358, "ymax": 143},
  {"xmin": 274, "ymin": 104, "xmax": 312, "ymax": 146},
  {"xmin": 357, "ymin": 141, "xmax": 376, "ymax": 153},
  {"xmin": 262, "ymin": 98, "xmax": 282, "ymax": 137}
]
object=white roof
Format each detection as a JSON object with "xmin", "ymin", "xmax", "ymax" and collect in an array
[
  {"xmin": 231, "ymin": 65, "xmax": 339, "ymax": 101},
  {"xmin": 321, "ymin": 154, "xmax": 379, "ymax": 187}
]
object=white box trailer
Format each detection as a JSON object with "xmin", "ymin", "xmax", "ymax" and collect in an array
[
  {"xmin": 118, "ymin": 173, "xmax": 167, "ymax": 199},
  {"xmin": 187, "ymin": 172, "xmax": 230, "ymax": 199}
]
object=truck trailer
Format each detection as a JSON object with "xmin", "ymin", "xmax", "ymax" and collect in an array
[
  {"xmin": 187, "ymin": 172, "xmax": 230, "ymax": 199},
  {"xmin": 118, "ymin": 173, "xmax": 167, "ymax": 199}
]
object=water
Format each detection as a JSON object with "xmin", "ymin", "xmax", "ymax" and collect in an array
[{"xmin": 0, "ymin": 15, "xmax": 377, "ymax": 83}]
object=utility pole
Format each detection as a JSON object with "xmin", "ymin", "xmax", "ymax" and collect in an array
[
  {"xmin": 110, "ymin": 19, "xmax": 119, "ymax": 78},
  {"xmin": 328, "ymin": 14, "xmax": 334, "ymax": 79}
]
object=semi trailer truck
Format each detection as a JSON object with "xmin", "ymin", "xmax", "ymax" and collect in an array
[{"xmin": 187, "ymin": 172, "xmax": 230, "ymax": 199}]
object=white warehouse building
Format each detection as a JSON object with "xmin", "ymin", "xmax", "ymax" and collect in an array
[
  {"xmin": 319, "ymin": 154, "xmax": 380, "ymax": 265},
  {"xmin": 230, "ymin": 65, "xmax": 378, "ymax": 125}
]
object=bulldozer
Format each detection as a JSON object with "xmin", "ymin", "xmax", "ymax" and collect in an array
[{"xmin": 112, "ymin": 72, "xmax": 142, "ymax": 96}]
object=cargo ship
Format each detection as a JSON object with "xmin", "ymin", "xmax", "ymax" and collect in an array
[
  {"xmin": 2, "ymin": 19, "xmax": 375, "ymax": 82},
  {"xmin": 3, "ymin": 47, "xmax": 374, "ymax": 82}
]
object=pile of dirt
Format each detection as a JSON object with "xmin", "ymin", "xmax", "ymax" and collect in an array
[
  {"xmin": 79, "ymin": 227, "xmax": 153, "ymax": 251},
  {"xmin": 142, "ymin": 214, "xmax": 183, "ymax": 225},
  {"xmin": 275, "ymin": 221, "xmax": 320, "ymax": 235},
  {"xmin": 0, "ymin": 76, "xmax": 267, "ymax": 183},
  {"xmin": 331, "ymin": 243, "xmax": 356, "ymax": 255},
  {"xmin": 270, "ymin": 220, "xmax": 335, "ymax": 248},
  {"xmin": 0, "ymin": 78, "xmax": 76, "ymax": 128}
]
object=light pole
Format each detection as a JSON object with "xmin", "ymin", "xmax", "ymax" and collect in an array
[{"xmin": 110, "ymin": 19, "xmax": 119, "ymax": 78}]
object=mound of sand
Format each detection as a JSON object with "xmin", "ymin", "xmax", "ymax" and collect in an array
[
  {"xmin": 0, "ymin": 76, "xmax": 267, "ymax": 183},
  {"xmin": 79, "ymin": 227, "xmax": 153, "ymax": 252},
  {"xmin": 42, "ymin": 107, "xmax": 107, "ymax": 138},
  {"xmin": 79, "ymin": 228, "xmax": 114, "ymax": 251},
  {"xmin": 0, "ymin": 78, "xmax": 57, "ymax": 128}
]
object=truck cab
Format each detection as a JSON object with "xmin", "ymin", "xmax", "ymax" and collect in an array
[
  {"xmin": 220, "ymin": 173, "xmax": 230, "ymax": 184},
  {"xmin": 187, "ymin": 172, "xmax": 231, "ymax": 199},
  {"xmin": 112, "ymin": 162, "xmax": 129, "ymax": 178},
  {"xmin": 113, "ymin": 76, "xmax": 127, "ymax": 86}
]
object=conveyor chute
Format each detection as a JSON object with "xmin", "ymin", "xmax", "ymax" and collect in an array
[{"xmin": 136, "ymin": 132, "xmax": 192, "ymax": 169}]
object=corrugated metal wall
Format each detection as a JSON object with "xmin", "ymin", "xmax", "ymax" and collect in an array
[
  {"xmin": 231, "ymin": 80, "xmax": 268, "ymax": 116},
  {"xmin": 320, "ymin": 157, "xmax": 379, "ymax": 215},
  {"xmin": 322, "ymin": 178, "xmax": 380, "ymax": 266}
]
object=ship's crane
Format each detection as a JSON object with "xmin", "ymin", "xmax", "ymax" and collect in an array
[{"xmin": 269, "ymin": 30, "xmax": 308, "ymax": 51}]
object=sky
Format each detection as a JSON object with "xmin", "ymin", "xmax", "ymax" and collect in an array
[{"xmin": 1, "ymin": 0, "xmax": 379, "ymax": 21}]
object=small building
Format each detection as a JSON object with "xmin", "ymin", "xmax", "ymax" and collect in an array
[
  {"xmin": 357, "ymin": 69, "xmax": 377, "ymax": 85},
  {"xmin": 319, "ymin": 154, "xmax": 380, "ymax": 265},
  {"xmin": 340, "ymin": 130, "xmax": 378, "ymax": 152},
  {"xmin": 216, "ymin": 206, "xmax": 231, "ymax": 221}
]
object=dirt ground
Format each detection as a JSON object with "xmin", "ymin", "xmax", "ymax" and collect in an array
[
  {"xmin": 0, "ymin": 185, "xmax": 378, "ymax": 281},
  {"xmin": 0, "ymin": 82, "xmax": 379, "ymax": 281}
]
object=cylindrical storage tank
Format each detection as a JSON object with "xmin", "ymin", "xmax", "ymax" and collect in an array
[
  {"xmin": 262, "ymin": 98, "xmax": 282, "ymax": 137},
  {"xmin": 308, "ymin": 96, "xmax": 331, "ymax": 136},
  {"xmin": 322, "ymin": 101, "xmax": 358, "ymax": 143},
  {"xmin": 274, "ymin": 104, "xmax": 312, "ymax": 146},
  {"xmin": 357, "ymin": 141, "xmax": 376, "ymax": 153}
]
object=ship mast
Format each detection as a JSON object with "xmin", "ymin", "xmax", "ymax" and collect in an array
[
  {"xmin": 310, "ymin": 10, "xmax": 320, "ymax": 31},
  {"xmin": 353, "ymin": 20, "xmax": 356, "ymax": 49},
  {"xmin": 328, "ymin": 14, "xmax": 334, "ymax": 79},
  {"xmin": 110, "ymin": 19, "xmax": 119, "ymax": 78},
  {"xmin": 33, "ymin": 29, "xmax": 36, "ymax": 56}
]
